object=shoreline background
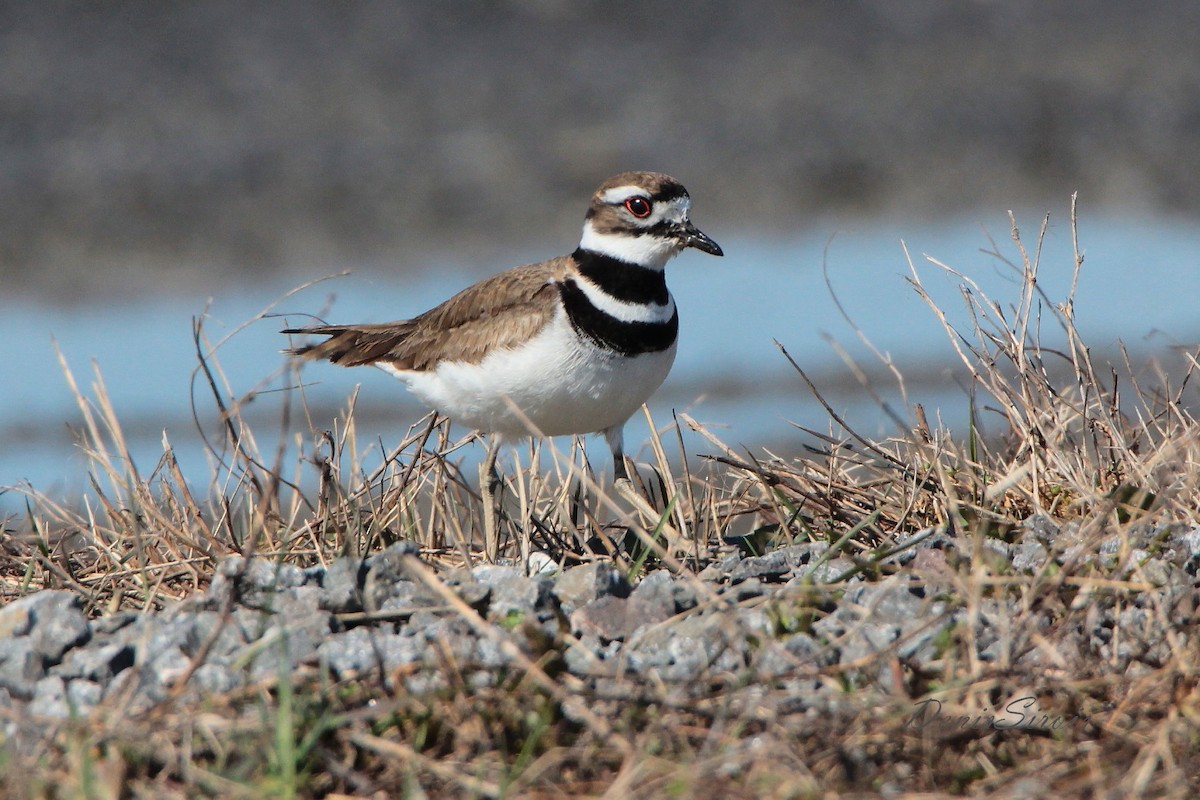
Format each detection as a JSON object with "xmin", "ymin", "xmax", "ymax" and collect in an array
[{"xmin": 5, "ymin": 2, "xmax": 1200, "ymax": 301}]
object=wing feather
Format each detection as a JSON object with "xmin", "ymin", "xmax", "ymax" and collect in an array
[{"xmin": 282, "ymin": 258, "xmax": 569, "ymax": 371}]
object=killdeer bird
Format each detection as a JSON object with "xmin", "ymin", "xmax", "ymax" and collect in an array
[{"xmin": 283, "ymin": 171, "xmax": 721, "ymax": 548}]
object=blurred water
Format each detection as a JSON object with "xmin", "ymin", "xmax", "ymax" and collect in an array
[{"xmin": 4, "ymin": 210, "xmax": 1200, "ymax": 511}]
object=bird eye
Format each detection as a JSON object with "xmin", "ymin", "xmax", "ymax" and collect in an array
[{"xmin": 624, "ymin": 196, "xmax": 653, "ymax": 218}]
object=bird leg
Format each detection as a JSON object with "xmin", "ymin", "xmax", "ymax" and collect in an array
[
  {"xmin": 605, "ymin": 426, "xmax": 630, "ymax": 482},
  {"xmin": 480, "ymin": 438, "xmax": 502, "ymax": 562},
  {"xmin": 602, "ymin": 424, "xmax": 666, "ymax": 558}
]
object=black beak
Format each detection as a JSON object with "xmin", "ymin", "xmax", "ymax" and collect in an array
[{"xmin": 675, "ymin": 220, "xmax": 724, "ymax": 257}]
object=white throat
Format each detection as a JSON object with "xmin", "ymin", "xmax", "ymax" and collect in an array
[{"xmin": 578, "ymin": 222, "xmax": 679, "ymax": 270}]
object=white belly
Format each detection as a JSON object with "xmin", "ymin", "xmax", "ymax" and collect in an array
[{"xmin": 379, "ymin": 311, "xmax": 676, "ymax": 439}]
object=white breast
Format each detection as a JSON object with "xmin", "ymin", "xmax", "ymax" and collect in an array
[{"xmin": 379, "ymin": 309, "xmax": 677, "ymax": 439}]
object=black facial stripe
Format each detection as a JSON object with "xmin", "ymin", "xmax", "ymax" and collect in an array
[
  {"xmin": 632, "ymin": 219, "xmax": 682, "ymax": 239},
  {"xmin": 649, "ymin": 185, "xmax": 688, "ymax": 203},
  {"xmin": 572, "ymin": 248, "xmax": 670, "ymax": 305},
  {"xmin": 559, "ymin": 279, "xmax": 678, "ymax": 357}
]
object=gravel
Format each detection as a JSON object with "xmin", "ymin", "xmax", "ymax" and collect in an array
[{"xmin": 2, "ymin": 522, "xmax": 1197, "ymax": 743}]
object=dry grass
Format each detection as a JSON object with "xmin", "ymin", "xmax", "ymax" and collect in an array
[{"xmin": 4, "ymin": 200, "xmax": 1200, "ymax": 797}]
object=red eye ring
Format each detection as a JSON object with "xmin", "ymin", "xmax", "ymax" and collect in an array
[{"xmin": 624, "ymin": 196, "xmax": 653, "ymax": 218}]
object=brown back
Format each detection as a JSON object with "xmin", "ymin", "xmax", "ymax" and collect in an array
[{"xmin": 284, "ymin": 257, "xmax": 571, "ymax": 371}]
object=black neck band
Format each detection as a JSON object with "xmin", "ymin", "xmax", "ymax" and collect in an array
[
  {"xmin": 572, "ymin": 248, "xmax": 670, "ymax": 306},
  {"xmin": 559, "ymin": 279, "xmax": 678, "ymax": 357}
]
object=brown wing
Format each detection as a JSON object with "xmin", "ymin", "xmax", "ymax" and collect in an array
[{"xmin": 282, "ymin": 258, "xmax": 570, "ymax": 371}]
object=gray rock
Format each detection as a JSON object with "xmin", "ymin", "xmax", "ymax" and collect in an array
[
  {"xmin": 630, "ymin": 569, "xmax": 678, "ymax": 618},
  {"xmin": 101, "ymin": 667, "xmax": 164, "ymax": 712},
  {"xmin": 189, "ymin": 663, "xmax": 240, "ymax": 695},
  {"xmin": 28, "ymin": 676, "xmax": 102, "ymax": 719},
  {"xmin": 1054, "ymin": 522, "xmax": 1091, "ymax": 564},
  {"xmin": 215, "ymin": 585, "xmax": 335, "ymax": 677},
  {"xmin": 112, "ymin": 614, "xmax": 205, "ymax": 669},
  {"xmin": 752, "ymin": 643, "xmax": 792, "ymax": 678},
  {"xmin": 570, "ymin": 594, "xmax": 674, "ymax": 642},
  {"xmin": 525, "ymin": 551, "xmax": 558, "ymax": 576},
  {"xmin": 364, "ymin": 544, "xmax": 446, "ymax": 614},
  {"xmin": 838, "ymin": 622, "xmax": 902, "ymax": 666},
  {"xmin": 67, "ymin": 678, "xmax": 104, "ymax": 713},
  {"xmin": 317, "ymin": 627, "xmax": 424, "ymax": 677},
  {"xmin": 1174, "ymin": 526, "xmax": 1200, "ymax": 560},
  {"xmin": 553, "ymin": 562, "xmax": 630, "ymax": 614},
  {"xmin": 27, "ymin": 592, "xmax": 91, "ymax": 666},
  {"xmin": 779, "ymin": 543, "xmax": 830, "ymax": 568},
  {"xmin": 729, "ymin": 551, "xmax": 791, "ymax": 583},
  {"xmin": 1020, "ymin": 513, "xmax": 1060, "ymax": 540},
  {"xmin": 672, "ymin": 581, "xmax": 699, "ymax": 613},
  {"xmin": 208, "ymin": 556, "xmax": 308, "ymax": 608},
  {"xmin": 364, "ymin": 540, "xmax": 422, "ymax": 572},
  {"xmin": 0, "ymin": 593, "xmax": 41, "ymax": 638},
  {"xmin": 903, "ymin": 609, "xmax": 960, "ymax": 667},
  {"xmin": 302, "ymin": 564, "xmax": 328, "ymax": 584},
  {"xmin": 10, "ymin": 516, "xmax": 1190, "ymax": 762},
  {"xmin": 975, "ymin": 610, "xmax": 1004, "ymax": 663},
  {"xmin": 811, "ymin": 581, "xmax": 939, "ymax": 676},
  {"xmin": 402, "ymin": 608, "xmax": 457, "ymax": 634},
  {"xmin": 908, "ymin": 548, "xmax": 954, "ymax": 584},
  {"xmin": 472, "ymin": 565, "xmax": 540, "ymax": 620},
  {"xmin": 405, "ymin": 616, "xmax": 477, "ymax": 664},
  {"xmin": 142, "ymin": 607, "xmax": 260, "ymax": 674},
  {"xmin": 402, "ymin": 670, "xmax": 448, "ymax": 695},
  {"xmin": 753, "ymin": 632, "xmax": 827, "ymax": 677},
  {"xmin": 1128, "ymin": 553, "xmax": 1175, "ymax": 587},
  {"xmin": 0, "ymin": 592, "xmax": 92, "ymax": 665},
  {"xmin": 562, "ymin": 639, "xmax": 600, "ymax": 675},
  {"xmin": 142, "ymin": 647, "xmax": 193, "ymax": 688},
  {"xmin": 92, "ymin": 612, "xmax": 138, "ymax": 636},
  {"xmin": 0, "ymin": 592, "xmax": 91, "ymax": 695},
  {"xmin": 226, "ymin": 606, "xmax": 278, "ymax": 646},
  {"xmin": 363, "ymin": 541, "xmax": 425, "ymax": 611},
  {"xmin": 186, "ymin": 609, "xmax": 253, "ymax": 663},
  {"xmin": 364, "ymin": 541, "xmax": 421, "ymax": 577},
  {"xmin": 272, "ymin": 586, "xmax": 330, "ymax": 629},
  {"xmin": 783, "ymin": 632, "xmax": 828, "ymax": 663},
  {"xmin": 320, "ymin": 556, "xmax": 366, "ymax": 613},
  {"xmin": 980, "ymin": 538, "xmax": 1013, "ymax": 565},
  {"xmin": 365, "ymin": 572, "xmax": 446, "ymax": 615},
  {"xmin": 250, "ymin": 622, "xmax": 322, "ymax": 681},
  {"xmin": 698, "ymin": 552, "xmax": 742, "ymax": 582},
  {"xmin": 51, "ymin": 641, "xmax": 135, "ymax": 683},
  {"xmin": 884, "ymin": 527, "xmax": 953, "ymax": 567},
  {"xmin": 741, "ymin": 608, "xmax": 780, "ymax": 640},
  {"xmin": 797, "ymin": 556, "xmax": 857, "ymax": 584},
  {"xmin": 0, "ymin": 638, "xmax": 42, "ymax": 699},
  {"xmin": 627, "ymin": 612, "xmax": 748, "ymax": 682},
  {"xmin": 728, "ymin": 577, "xmax": 768, "ymax": 601},
  {"xmin": 841, "ymin": 583, "xmax": 926, "ymax": 625},
  {"xmin": 441, "ymin": 570, "xmax": 490, "ymax": 610},
  {"xmin": 1013, "ymin": 538, "xmax": 1050, "ymax": 572},
  {"xmin": 472, "ymin": 637, "xmax": 508, "ymax": 669}
]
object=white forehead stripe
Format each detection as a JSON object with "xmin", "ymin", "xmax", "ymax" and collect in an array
[
  {"xmin": 600, "ymin": 185, "xmax": 648, "ymax": 204},
  {"xmin": 600, "ymin": 184, "xmax": 691, "ymax": 212}
]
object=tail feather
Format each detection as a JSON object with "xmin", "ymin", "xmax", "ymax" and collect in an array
[{"xmin": 281, "ymin": 323, "xmax": 414, "ymax": 367}]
